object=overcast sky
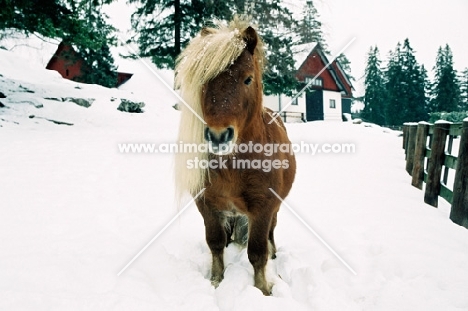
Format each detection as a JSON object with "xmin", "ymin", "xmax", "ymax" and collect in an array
[
  {"xmin": 313, "ymin": 0, "xmax": 468, "ymax": 95},
  {"xmin": 106, "ymin": 0, "xmax": 468, "ymax": 96}
]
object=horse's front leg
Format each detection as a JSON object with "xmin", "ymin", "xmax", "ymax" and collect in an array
[
  {"xmin": 200, "ymin": 206, "xmax": 227, "ymax": 287},
  {"xmin": 248, "ymin": 212, "xmax": 274, "ymax": 295}
]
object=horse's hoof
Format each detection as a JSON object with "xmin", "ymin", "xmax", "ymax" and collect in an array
[
  {"xmin": 256, "ymin": 283, "xmax": 273, "ymax": 296},
  {"xmin": 210, "ymin": 276, "xmax": 223, "ymax": 288},
  {"xmin": 260, "ymin": 287, "xmax": 272, "ymax": 296}
]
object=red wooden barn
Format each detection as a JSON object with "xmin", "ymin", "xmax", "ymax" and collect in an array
[{"xmin": 46, "ymin": 42, "xmax": 133, "ymax": 87}]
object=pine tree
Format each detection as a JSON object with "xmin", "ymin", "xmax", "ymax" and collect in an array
[
  {"xmin": 131, "ymin": 0, "xmax": 299, "ymax": 96},
  {"xmin": 261, "ymin": 30, "xmax": 297, "ymax": 95},
  {"xmin": 362, "ymin": 46, "xmax": 386, "ymax": 125},
  {"xmin": 296, "ymin": 0, "xmax": 328, "ymax": 52},
  {"xmin": 69, "ymin": 0, "xmax": 117, "ymax": 88},
  {"xmin": 385, "ymin": 43, "xmax": 404, "ymax": 125},
  {"xmin": 241, "ymin": 0, "xmax": 298, "ymax": 95},
  {"xmin": 400, "ymin": 39, "xmax": 427, "ymax": 122},
  {"xmin": 460, "ymin": 68, "xmax": 468, "ymax": 111},
  {"xmin": 421, "ymin": 65, "xmax": 433, "ymax": 114},
  {"xmin": 336, "ymin": 53, "xmax": 354, "ymax": 81},
  {"xmin": 0, "ymin": 0, "xmax": 73, "ymax": 38},
  {"xmin": 432, "ymin": 44, "xmax": 460, "ymax": 112},
  {"xmin": 130, "ymin": 0, "xmax": 232, "ymax": 69},
  {"xmin": 384, "ymin": 39, "xmax": 427, "ymax": 125}
]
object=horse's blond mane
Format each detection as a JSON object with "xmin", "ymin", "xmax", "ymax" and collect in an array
[{"xmin": 174, "ymin": 16, "xmax": 263, "ymax": 202}]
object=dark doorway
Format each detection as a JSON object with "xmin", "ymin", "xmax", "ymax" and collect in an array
[
  {"xmin": 306, "ymin": 90, "xmax": 323, "ymax": 121},
  {"xmin": 342, "ymin": 98, "xmax": 352, "ymax": 114}
]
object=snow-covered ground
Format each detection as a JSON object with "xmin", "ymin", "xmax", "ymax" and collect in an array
[{"xmin": 1, "ymin": 42, "xmax": 468, "ymax": 311}]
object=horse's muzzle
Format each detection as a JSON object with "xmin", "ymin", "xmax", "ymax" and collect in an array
[{"xmin": 205, "ymin": 126, "xmax": 235, "ymax": 155}]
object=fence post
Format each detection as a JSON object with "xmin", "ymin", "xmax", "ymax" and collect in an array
[
  {"xmin": 424, "ymin": 121, "xmax": 451, "ymax": 207},
  {"xmin": 403, "ymin": 123, "xmax": 409, "ymax": 150},
  {"xmin": 405, "ymin": 123, "xmax": 418, "ymax": 175},
  {"xmin": 411, "ymin": 122, "xmax": 430, "ymax": 189},
  {"xmin": 450, "ymin": 119, "xmax": 468, "ymax": 228}
]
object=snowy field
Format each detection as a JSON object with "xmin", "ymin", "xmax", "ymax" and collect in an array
[{"xmin": 1, "ymin": 44, "xmax": 468, "ymax": 310}]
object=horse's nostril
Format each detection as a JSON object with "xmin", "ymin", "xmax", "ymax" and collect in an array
[
  {"xmin": 225, "ymin": 127, "xmax": 234, "ymax": 142},
  {"xmin": 204, "ymin": 127, "xmax": 212, "ymax": 142}
]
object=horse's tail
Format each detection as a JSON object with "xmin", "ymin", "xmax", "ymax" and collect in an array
[{"xmin": 226, "ymin": 215, "xmax": 249, "ymax": 246}]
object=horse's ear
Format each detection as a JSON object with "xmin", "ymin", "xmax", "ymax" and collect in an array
[
  {"xmin": 201, "ymin": 27, "xmax": 216, "ymax": 37},
  {"xmin": 242, "ymin": 26, "xmax": 257, "ymax": 55}
]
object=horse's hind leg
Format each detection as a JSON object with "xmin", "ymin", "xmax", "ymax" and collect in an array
[
  {"xmin": 200, "ymin": 208, "xmax": 227, "ymax": 287},
  {"xmin": 248, "ymin": 213, "xmax": 274, "ymax": 295}
]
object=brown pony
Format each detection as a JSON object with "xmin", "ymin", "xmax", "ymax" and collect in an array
[{"xmin": 174, "ymin": 17, "xmax": 296, "ymax": 295}]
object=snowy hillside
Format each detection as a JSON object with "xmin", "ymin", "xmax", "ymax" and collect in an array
[
  {"xmin": 0, "ymin": 34, "xmax": 178, "ymax": 129},
  {"xmin": 1, "ymin": 44, "xmax": 468, "ymax": 310}
]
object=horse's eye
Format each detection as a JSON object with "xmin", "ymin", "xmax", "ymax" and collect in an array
[{"xmin": 244, "ymin": 76, "xmax": 252, "ymax": 85}]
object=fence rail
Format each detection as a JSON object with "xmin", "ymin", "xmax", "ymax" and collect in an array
[
  {"xmin": 275, "ymin": 111, "xmax": 306, "ymax": 123},
  {"xmin": 403, "ymin": 120, "xmax": 468, "ymax": 229}
]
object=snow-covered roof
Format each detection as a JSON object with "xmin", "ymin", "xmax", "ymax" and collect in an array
[
  {"xmin": 291, "ymin": 42, "xmax": 317, "ymax": 70},
  {"xmin": 0, "ymin": 33, "xmax": 60, "ymax": 68},
  {"xmin": 0, "ymin": 32, "xmax": 132, "ymax": 72}
]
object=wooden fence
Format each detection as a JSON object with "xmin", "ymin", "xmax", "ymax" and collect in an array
[
  {"xmin": 275, "ymin": 111, "xmax": 306, "ymax": 123},
  {"xmin": 403, "ymin": 120, "xmax": 468, "ymax": 229}
]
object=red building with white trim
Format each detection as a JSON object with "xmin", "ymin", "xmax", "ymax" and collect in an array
[
  {"xmin": 264, "ymin": 43, "xmax": 354, "ymax": 122},
  {"xmin": 294, "ymin": 43, "xmax": 354, "ymax": 121}
]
